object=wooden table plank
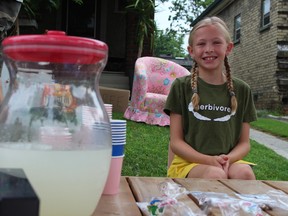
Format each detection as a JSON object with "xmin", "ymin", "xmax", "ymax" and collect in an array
[
  {"xmin": 128, "ymin": 176, "xmax": 201, "ymax": 215},
  {"xmin": 220, "ymin": 179, "xmax": 287, "ymax": 216},
  {"xmin": 219, "ymin": 179, "xmax": 274, "ymax": 194},
  {"xmin": 175, "ymin": 178, "xmax": 236, "ymax": 194},
  {"xmin": 128, "ymin": 176, "xmax": 173, "ymax": 202},
  {"xmin": 93, "ymin": 177, "xmax": 141, "ymax": 216},
  {"xmin": 263, "ymin": 180, "xmax": 288, "ymax": 194}
]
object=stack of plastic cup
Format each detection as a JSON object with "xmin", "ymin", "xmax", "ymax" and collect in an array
[
  {"xmin": 110, "ymin": 119, "xmax": 126, "ymax": 157},
  {"xmin": 102, "ymin": 119, "xmax": 126, "ymax": 195},
  {"xmin": 81, "ymin": 105, "xmax": 98, "ymax": 126},
  {"xmin": 40, "ymin": 126, "xmax": 72, "ymax": 149},
  {"xmin": 104, "ymin": 104, "xmax": 113, "ymax": 119}
]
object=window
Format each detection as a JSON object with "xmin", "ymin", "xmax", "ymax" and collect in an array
[
  {"xmin": 234, "ymin": 15, "xmax": 241, "ymax": 42},
  {"xmin": 262, "ymin": 0, "xmax": 271, "ymax": 27}
]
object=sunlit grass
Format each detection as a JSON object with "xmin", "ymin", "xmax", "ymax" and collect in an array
[
  {"xmin": 245, "ymin": 140, "xmax": 288, "ymax": 180},
  {"xmin": 250, "ymin": 117, "xmax": 288, "ymax": 139}
]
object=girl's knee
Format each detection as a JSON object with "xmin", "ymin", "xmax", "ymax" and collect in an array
[
  {"xmin": 236, "ymin": 169, "xmax": 255, "ymax": 180},
  {"xmin": 229, "ymin": 165, "xmax": 256, "ymax": 180},
  {"xmin": 205, "ymin": 167, "xmax": 227, "ymax": 179},
  {"xmin": 188, "ymin": 166, "xmax": 227, "ymax": 179}
]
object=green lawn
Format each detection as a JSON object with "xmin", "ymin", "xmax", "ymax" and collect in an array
[
  {"xmin": 250, "ymin": 117, "xmax": 288, "ymax": 139},
  {"xmin": 113, "ymin": 113, "xmax": 288, "ymax": 181}
]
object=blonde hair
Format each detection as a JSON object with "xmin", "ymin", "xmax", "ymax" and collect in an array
[{"xmin": 189, "ymin": 16, "xmax": 237, "ymax": 115}]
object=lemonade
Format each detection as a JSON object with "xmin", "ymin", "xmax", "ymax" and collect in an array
[{"xmin": 0, "ymin": 145, "xmax": 111, "ymax": 216}]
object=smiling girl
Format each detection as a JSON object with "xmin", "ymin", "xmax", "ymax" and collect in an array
[{"xmin": 164, "ymin": 16, "xmax": 257, "ymax": 179}]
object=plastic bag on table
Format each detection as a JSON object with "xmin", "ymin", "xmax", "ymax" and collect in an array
[
  {"xmin": 235, "ymin": 189, "xmax": 288, "ymax": 211},
  {"xmin": 136, "ymin": 181, "xmax": 204, "ymax": 216},
  {"xmin": 191, "ymin": 191, "xmax": 268, "ymax": 216}
]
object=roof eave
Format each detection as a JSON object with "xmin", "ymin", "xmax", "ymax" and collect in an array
[{"xmin": 190, "ymin": 0, "xmax": 235, "ymax": 27}]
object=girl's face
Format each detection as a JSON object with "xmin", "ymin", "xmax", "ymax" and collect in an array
[{"xmin": 188, "ymin": 24, "xmax": 233, "ymax": 73}]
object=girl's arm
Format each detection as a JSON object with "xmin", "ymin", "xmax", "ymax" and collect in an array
[
  {"xmin": 226, "ymin": 122, "xmax": 251, "ymax": 163},
  {"xmin": 170, "ymin": 112, "xmax": 226, "ymax": 167}
]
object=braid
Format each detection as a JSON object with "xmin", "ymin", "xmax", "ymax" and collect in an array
[
  {"xmin": 224, "ymin": 56, "xmax": 237, "ymax": 114},
  {"xmin": 191, "ymin": 62, "xmax": 200, "ymax": 111}
]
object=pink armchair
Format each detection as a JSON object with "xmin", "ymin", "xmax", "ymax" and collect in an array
[{"xmin": 124, "ymin": 57, "xmax": 190, "ymax": 126}]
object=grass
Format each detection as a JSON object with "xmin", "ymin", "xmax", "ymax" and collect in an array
[
  {"xmin": 250, "ymin": 117, "xmax": 288, "ymax": 139},
  {"xmin": 113, "ymin": 112, "xmax": 288, "ymax": 181},
  {"xmin": 245, "ymin": 140, "xmax": 288, "ymax": 180}
]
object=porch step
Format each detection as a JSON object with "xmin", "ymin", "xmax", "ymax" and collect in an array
[{"xmin": 99, "ymin": 71, "xmax": 130, "ymax": 90}]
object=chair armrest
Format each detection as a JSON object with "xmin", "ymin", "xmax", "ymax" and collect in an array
[{"xmin": 129, "ymin": 60, "xmax": 149, "ymax": 107}]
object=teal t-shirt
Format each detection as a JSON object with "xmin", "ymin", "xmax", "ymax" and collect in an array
[{"xmin": 164, "ymin": 76, "xmax": 257, "ymax": 155}]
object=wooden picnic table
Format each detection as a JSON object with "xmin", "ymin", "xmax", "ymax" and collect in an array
[{"xmin": 94, "ymin": 176, "xmax": 288, "ymax": 216}]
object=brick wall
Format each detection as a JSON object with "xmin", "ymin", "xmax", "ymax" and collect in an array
[
  {"xmin": 214, "ymin": 0, "xmax": 288, "ymax": 111},
  {"xmin": 276, "ymin": 0, "xmax": 288, "ymax": 112}
]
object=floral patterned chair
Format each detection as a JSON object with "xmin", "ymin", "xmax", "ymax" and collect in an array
[{"xmin": 124, "ymin": 56, "xmax": 190, "ymax": 126}]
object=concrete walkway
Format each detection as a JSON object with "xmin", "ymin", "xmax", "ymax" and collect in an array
[{"xmin": 250, "ymin": 128, "xmax": 288, "ymax": 159}]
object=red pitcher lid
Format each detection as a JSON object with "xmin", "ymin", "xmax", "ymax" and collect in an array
[{"xmin": 2, "ymin": 30, "xmax": 108, "ymax": 64}]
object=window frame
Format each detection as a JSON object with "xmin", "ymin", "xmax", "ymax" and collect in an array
[
  {"xmin": 234, "ymin": 14, "xmax": 241, "ymax": 44},
  {"xmin": 261, "ymin": 0, "xmax": 271, "ymax": 28}
]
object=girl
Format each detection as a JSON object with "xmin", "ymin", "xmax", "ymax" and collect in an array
[{"xmin": 164, "ymin": 16, "xmax": 257, "ymax": 179}]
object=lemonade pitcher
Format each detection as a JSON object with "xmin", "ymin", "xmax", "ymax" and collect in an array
[{"xmin": 0, "ymin": 31, "xmax": 112, "ymax": 216}]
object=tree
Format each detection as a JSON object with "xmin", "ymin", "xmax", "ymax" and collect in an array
[
  {"xmin": 154, "ymin": 28, "xmax": 186, "ymax": 57},
  {"xmin": 158, "ymin": 0, "xmax": 213, "ymax": 33},
  {"xmin": 153, "ymin": 0, "xmax": 212, "ymax": 58},
  {"xmin": 126, "ymin": 0, "xmax": 156, "ymax": 58}
]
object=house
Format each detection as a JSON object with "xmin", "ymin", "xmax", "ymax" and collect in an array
[
  {"xmin": 16, "ymin": 0, "xmax": 154, "ymax": 91},
  {"xmin": 191, "ymin": 0, "xmax": 288, "ymax": 113}
]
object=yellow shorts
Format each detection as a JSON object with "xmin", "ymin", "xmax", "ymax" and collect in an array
[{"xmin": 167, "ymin": 154, "xmax": 256, "ymax": 178}]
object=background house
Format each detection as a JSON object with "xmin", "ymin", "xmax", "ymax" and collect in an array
[
  {"xmin": 17, "ymin": 0, "xmax": 154, "ymax": 91},
  {"xmin": 191, "ymin": 0, "xmax": 288, "ymax": 113}
]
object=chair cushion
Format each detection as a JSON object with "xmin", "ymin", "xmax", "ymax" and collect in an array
[{"xmin": 144, "ymin": 93, "xmax": 167, "ymax": 113}]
